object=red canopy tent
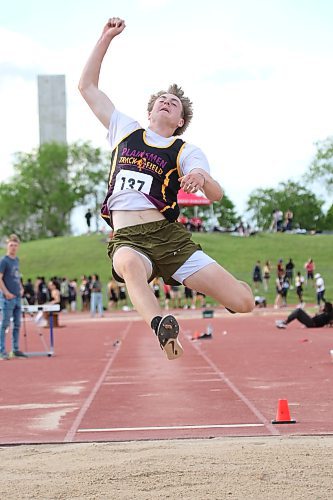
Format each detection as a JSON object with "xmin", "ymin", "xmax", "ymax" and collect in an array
[{"xmin": 177, "ymin": 189, "xmax": 211, "ymax": 206}]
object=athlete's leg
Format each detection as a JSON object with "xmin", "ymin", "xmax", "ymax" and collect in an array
[
  {"xmin": 184, "ymin": 262, "xmax": 254, "ymax": 313},
  {"xmin": 113, "ymin": 246, "xmax": 183, "ymax": 359},
  {"xmin": 113, "ymin": 246, "xmax": 161, "ymax": 324}
]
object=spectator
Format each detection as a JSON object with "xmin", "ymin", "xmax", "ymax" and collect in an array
[
  {"xmin": 90, "ymin": 274, "xmax": 103, "ymax": 317},
  {"xmin": 281, "ymin": 275, "xmax": 290, "ymax": 306},
  {"xmin": 60, "ymin": 277, "xmax": 70, "ymax": 311},
  {"xmin": 151, "ymin": 277, "xmax": 162, "ymax": 305},
  {"xmin": 189, "ymin": 216, "xmax": 203, "ymax": 232},
  {"xmin": 263, "ymin": 261, "xmax": 272, "ymax": 291},
  {"xmin": 255, "ymin": 296, "xmax": 267, "ymax": 308},
  {"xmin": 184, "ymin": 286, "xmax": 196, "ymax": 309},
  {"xmin": 36, "ymin": 276, "xmax": 49, "ymax": 305},
  {"xmin": 43, "ymin": 279, "xmax": 61, "ymax": 328},
  {"xmin": 170, "ymin": 285, "xmax": 183, "ymax": 308},
  {"xmin": 195, "ymin": 291, "xmax": 207, "ymax": 308},
  {"xmin": 236, "ymin": 219, "xmax": 246, "ymax": 236},
  {"xmin": 163, "ymin": 282, "xmax": 171, "ymax": 310},
  {"xmin": 80, "ymin": 275, "xmax": 91, "ymax": 311},
  {"xmin": 275, "ymin": 301, "xmax": 333, "ymax": 329},
  {"xmin": 23, "ymin": 278, "xmax": 35, "ymax": 305},
  {"xmin": 252, "ymin": 260, "xmax": 262, "ymax": 293},
  {"xmin": 48, "ymin": 279, "xmax": 61, "ymax": 305},
  {"xmin": 277, "ymin": 259, "xmax": 284, "ymax": 279},
  {"xmin": 69, "ymin": 279, "xmax": 78, "ymax": 312},
  {"xmin": 285, "ymin": 258, "xmax": 295, "ymax": 289},
  {"xmin": 276, "ymin": 209, "xmax": 284, "ymax": 232},
  {"xmin": 274, "ymin": 275, "xmax": 284, "ymax": 309},
  {"xmin": 284, "ymin": 209, "xmax": 293, "ymax": 231},
  {"xmin": 107, "ymin": 278, "xmax": 119, "ymax": 310},
  {"xmin": 304, "ymin": 258, "xmax": 315, "ymax": 286},
  {"xmin": 315, "ymin": 273, "xmax": 325, "ymax": 309},
  {"xmin": 85, "ymin": 209, "xmax": 92, "ymax": 233},
  {"xmin": 178, "ymin": 214, "xmax": 190, "ymax": 231},
  {"xmin": 0, "ymin": 234, "xmax": 26, "ymax": 359},
  {"xmin": 269, "ymin": 209, "xmax": 279, "ymax": 232},
  {"xmin": 117, "ymin": 282, "xmax": 129, "ymax": 310},
  {"xmin": 295, "ymin": 271, "xmax": 305, "ymax": 308}
]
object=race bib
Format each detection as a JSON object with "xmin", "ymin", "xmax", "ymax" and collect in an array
[{"xmin": 113, "ymin": 170, "xmax": 153, "ymax": 195}]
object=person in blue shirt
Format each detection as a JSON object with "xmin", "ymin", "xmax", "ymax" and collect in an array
[{"xmin": 0, "ymin": 234, "xmax": 26, "ymax": 359}]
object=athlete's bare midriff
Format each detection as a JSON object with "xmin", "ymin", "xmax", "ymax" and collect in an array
[{"xmin": 112, "ymin": 209, "xmax": 166, "ymax": 231}]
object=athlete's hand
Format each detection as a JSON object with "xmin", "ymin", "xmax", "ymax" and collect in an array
[
  {"xmin": 179, "ymin": 172, "xmax": 205, "ymax": 193},
  {"xmin": 102, "ymin": 17, "xmax": 126, "ymax": 39}
]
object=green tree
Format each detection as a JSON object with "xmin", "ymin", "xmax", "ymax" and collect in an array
[
  {"xmin": 246, "ymin": 181, "xmax": 325, "ymax": 230},
  {"xmin": 0, "ymin": 142, "xmax": 109, "ymax": 240},
  {"xmin": 323, "ymin": 204, "xmax": 333, "ymax": 230},
  {"xmin": 306, "ymin": 136, "xmax": 333, "ymax": 194},
  {"xmin": 68, "ymin": 141, "xmax": 109, "ymax": 231},
  {"xmin": 246, "ymin": 187, "xmax": 276, "ymax": 230},
  {"xmin": 212, "ymin": 193, "xmax": 239, "ymax": 229}
]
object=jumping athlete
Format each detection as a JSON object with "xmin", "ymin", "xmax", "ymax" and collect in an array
[{"xmin": 79, "ymin": 17, "xmax": 254, "ymax": 360}]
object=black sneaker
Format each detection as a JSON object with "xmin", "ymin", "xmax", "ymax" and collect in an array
[
  {"xmin": 9, "ymin": 350, "xmax": 28, "ymax": 358},
  {"xmin": 156, "ymin": 315, "xmax": 183, "ymax": 360}
]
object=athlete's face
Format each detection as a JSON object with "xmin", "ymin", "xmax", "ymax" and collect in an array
[{"xmin": 149, "ymin": 93, "xmax": 184, "ymax": 130}]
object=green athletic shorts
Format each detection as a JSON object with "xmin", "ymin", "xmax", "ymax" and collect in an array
[{"xmin": 107, "ymin": 219, "xmax": 202, "ymax": 286}]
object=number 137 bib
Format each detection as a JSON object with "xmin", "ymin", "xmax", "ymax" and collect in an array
[{"xmin": 113, "ymin": 170, "xmax": 153, "ymax": 195}]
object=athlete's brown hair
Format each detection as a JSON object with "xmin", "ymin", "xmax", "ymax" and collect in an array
[{"xmin": 147, "ymin": 83, "xmax": 193, "ymax": 136}]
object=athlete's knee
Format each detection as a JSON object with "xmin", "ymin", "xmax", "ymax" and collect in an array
[
  {"xmin": 113, "ymin": 251, "xmax": 137, "ymax": 276},
  {"xmin": 237, "ymin": 281, "xmax": 255, "ymax": 312},
  {"xmin": 113, "ymin": 248, "xmax": 149, "ymax": 279},
  {"xmin": 238, "ymin": 298, "xmax": 255, "ymax": 313}
]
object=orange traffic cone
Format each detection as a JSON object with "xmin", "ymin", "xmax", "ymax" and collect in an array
[{"xmin": 272, "ymin": 399, "xmax": 296, "ymax": 424}]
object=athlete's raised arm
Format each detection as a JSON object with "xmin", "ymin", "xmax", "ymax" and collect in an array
[{"xmin": 78, "ymin": 17, "xmax": 126, "ymax": 128}]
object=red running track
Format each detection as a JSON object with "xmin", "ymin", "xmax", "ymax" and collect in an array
[{"xmin": 0, "ymin": 309, "xmax": 332, "ymax": 444}]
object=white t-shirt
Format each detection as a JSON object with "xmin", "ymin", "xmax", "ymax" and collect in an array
[
  {"xmin": 107, "ymin": 110, "xmax": 210, "ymax": 211},
  {"xmin": 295, "ymin": 275, "xmax": 304, "ymax": 288},
  {"xmin": 316, "ymin": 277, "xmax": 325, "ymax": 292}
]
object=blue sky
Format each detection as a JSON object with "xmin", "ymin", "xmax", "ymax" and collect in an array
[{"xmin": 1, "ymin": 0, "xmax": 333, "ymax": 232}]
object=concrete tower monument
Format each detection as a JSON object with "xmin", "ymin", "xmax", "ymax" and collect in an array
[{"xmin": 37, "ymin": 75, "xmax": 67, "ymax": 144}]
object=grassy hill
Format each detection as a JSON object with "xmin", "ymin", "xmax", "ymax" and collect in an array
[{"xmin": 17, "ymin": 231, "xmax": 333, "ymax": 306}]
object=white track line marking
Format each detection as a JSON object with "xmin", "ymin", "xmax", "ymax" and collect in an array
[
  {"xmin": 188, "ymin": 337, "xmax": 281, "ymax": 436},
  {"xmin": 63, "ymin": 322, "xmax": 132, "ymax": 443},
  {"xmin": 77, "ymin": 423, "xmax": 265, "ymax": 433}
]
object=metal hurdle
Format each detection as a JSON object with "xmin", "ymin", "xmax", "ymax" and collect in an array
[{"xmin": 21, "ymin": 304, "xmax": 60, "ymax": 357}]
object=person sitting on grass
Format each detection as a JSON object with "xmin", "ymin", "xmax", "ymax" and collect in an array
[{"xmin": 275, "ymin": 301, "xmax": 333, "ymax": 329}]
